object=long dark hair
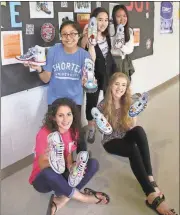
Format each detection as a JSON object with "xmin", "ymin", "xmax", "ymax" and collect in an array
[
  {"xmin": 90, "ymin": 7, "xmax": 109, "ymax": 37},
  {"xmin": 42, "ymin": 98, "xmax": 81, "ymax": 142},
  {"xmin": 112, "ymin": 5, "xmax": 130, "ymax": 42}
]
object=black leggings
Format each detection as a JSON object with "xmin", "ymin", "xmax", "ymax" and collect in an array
[
  {"xmin": 86, "ymin": 89, "xmax": 104, "ymax": 121},
  {"xmin": 103, "ymin": 126, "xmax": 155, "ymax": 196}
]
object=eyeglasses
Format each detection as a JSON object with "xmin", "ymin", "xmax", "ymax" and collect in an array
[{"xmin": 61, "ymin": 32, "xmax": 79, "ymax": 39}]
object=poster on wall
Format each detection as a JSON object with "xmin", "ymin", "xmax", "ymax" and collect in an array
[
  {"xmin": 29, "ymin": 2, "xmax": 54, "ymax": 18},
  {"xmin": 58, "ymin": 12, "xmax": 74, "ymax": 28},
  {"xmin": 160, "ymin": 1, "xmax": 173, "ymax": 34},
  {"xmin": 133, "ymin": 28, "xmax": 140, "ymax": 46},
  {"xmin": 77, "ymin": 14, "xmax": 90, "ymax": 29},
  {"xmin": 1, "ymin": 31, "xmax": 23, "ymax": 65},
  {"xmin": 74, "ymin": 2, "xmax": 91, "ymax": 13}
]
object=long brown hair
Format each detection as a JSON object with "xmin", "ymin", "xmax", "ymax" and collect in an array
[{"xmin": 103, "ymin": 72, "xmax": 133, "ymax": 131}]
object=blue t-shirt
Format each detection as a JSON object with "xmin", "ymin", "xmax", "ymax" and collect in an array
[{"xmin": 43, "ymin": 43, "xmax": 91, "ymax": 105}]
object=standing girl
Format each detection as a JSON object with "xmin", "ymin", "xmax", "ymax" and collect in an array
[
  {"xmin": 81, "ymin": 7, "xmax": 117, "ymax": 144},
  {"xmin": 110, "ymin": 4, "xmax": 135, "ymax": 81}
]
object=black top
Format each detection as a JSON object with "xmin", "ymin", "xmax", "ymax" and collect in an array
[{"xmin": 86, "ymin": 36, "xmax": 117, "ymax": 91}]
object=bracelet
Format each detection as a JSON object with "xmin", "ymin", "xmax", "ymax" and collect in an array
[{"xmin": 37, "ymin": 67, "xmax": 44, "ymax": 74}]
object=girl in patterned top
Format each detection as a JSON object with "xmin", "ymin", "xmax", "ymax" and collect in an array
[{"xmin": 97, "ymin": 72, "xmax": 177, "ymax": 215}]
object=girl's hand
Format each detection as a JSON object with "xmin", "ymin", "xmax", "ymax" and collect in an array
[{"xmin": 23, "ymin": 62, "xmax": 42, "ymax": 72}]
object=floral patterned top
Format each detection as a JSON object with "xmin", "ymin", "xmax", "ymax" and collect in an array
[{"xmin": 97, "ymin": 100, "xmax": 127, "ymax": 145}]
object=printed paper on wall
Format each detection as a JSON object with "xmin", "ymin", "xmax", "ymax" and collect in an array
[
  {"xmin": 29, "ymin": 2, "xmax": 54, "ymax": 18},
  {"xmin": 77, "ymin": 14, "xmax": 90, "ymax": 29},
  {"xmin": 1, "ymin": 31, "xmax": 23, "ymax": 65}
]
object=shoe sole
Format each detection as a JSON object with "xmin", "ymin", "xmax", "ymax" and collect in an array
[
  {"xmin": 91, "ymin": 107, "xmax": 113, "ymax": 135},
  {"xmin": 129, "ymin": 92, "xmax": 148, "ymax": 117},
  {"xmin": 68, "ymin": 151, "xmax": 89, "ymax": 187},
  {"xmin": 15, "ymin": 58, "xmax": 46, "ymax": 66}
]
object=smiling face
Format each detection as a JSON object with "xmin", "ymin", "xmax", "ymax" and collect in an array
[
  {"xmin": 111, "ymin": 77, "xmax": 128, "ymax": 100},
  {"xmin": 115, "ymin": 8, "xmax": 128, "ymax": 26},
  {"xmin": 60, "ymin": 24, "xmax": 79, "ymax": 49},
  {"xmin": 55, "ymin": 105, "xmax": 73, "ymax": 133},
  {"xmin": 96, "ymin": 12, "xmax": 109, "ymax": 33}
]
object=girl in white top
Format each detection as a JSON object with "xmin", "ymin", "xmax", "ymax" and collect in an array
[{"xmin": 110, "ymin": 4, "xmax": 135, "ymax": 81}]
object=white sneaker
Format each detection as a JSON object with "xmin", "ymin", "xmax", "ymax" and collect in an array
[
  {"xmin": 48, "ymin": 132, "xmax": 65, "ymax": 174},
  {"xmin": 114, "ymin": 24, "xmax": 125, "ymax": 49},
  {"xmin": 88, "ymin": 17, "xmax": 98, "ymax": 46},
  {"xmin": 16, "ymin": 45, "xmax": 46, "ymax": 66},
  {"xmin": 83, "ymin": 58, "xmax": 98, "ymax": 93},
  {"xmin": 91, "ymin": 107, "xmax": 113, "ymax": 135},
  {"xmin": 68, "ymin": 151, "xmax": 89, "ymax": 187}
]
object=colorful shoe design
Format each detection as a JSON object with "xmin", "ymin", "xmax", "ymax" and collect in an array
[
  {"xmin": 83, "ymin": 58, "xmax": 98, "ymax": 93},
  {"xmin": 91, "ymin": 107, "xmax": 113, "ymax": 135},
  {"xmin": 16, "ymin": 45, "xmax": 46, "ymax": 66},
  {"xmin": 88, "ymin": 17, "xmax": 97, "ymax": 46},
  {"xmin": 68, "ymin": 151, "xmax": 89, "ymax": 187},
  {"xmin": 36, "ymin": 1, "xmax": 51, "ymax": 14},
  {"xmin": 114, "ymin": 24, "xmax": 125, "ymax": 49},
  {"xmin": 48, "ymin": 131, "xmax": 65, "ymax": 174},
  {"xmin": 129, "ymin": 92, "xmax": 149, "ymax": 117}
]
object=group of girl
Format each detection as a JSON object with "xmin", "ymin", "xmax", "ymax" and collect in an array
[{"xmin": 27, "ymin": 4, "xmax": 178, "ymax": 215}]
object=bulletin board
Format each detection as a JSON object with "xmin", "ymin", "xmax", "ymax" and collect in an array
[{"xmin": 1, "ymin": 1, "xmax": 154, "ymax": 97}]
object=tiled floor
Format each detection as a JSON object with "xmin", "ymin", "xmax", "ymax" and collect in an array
[{"xmin": 1, "ymin": 80, "xmax": 179, "ymax": 215}]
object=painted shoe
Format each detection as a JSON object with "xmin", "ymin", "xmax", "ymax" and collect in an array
[
  {"xmin": 68, "ymin": 151, "xmax": 89, "ymax": 187},
  {"xmin": 91, "ymin": 107, "xmax": 113, "ymax": 135},
  {"xmin": 114, "ymin": 24, "xmax": 125, "ymax": 49},
  {"xmin": 129, "ymin": 92, "xmax": 148, "ymax": 117},
  {"xmin": 48, "ymin": 131, "xmax": 65, "ymax": 174},
  {"xmin": 16, "ymin": 45, "xmax": 46, "ymax": 66},
  {"xmin": 88, "ymin": 17, "xmax": 97, "ymax": 46},
  {"xmin": 83, "ymin": 58, "xmax": 98, "ymax": 93},
  {"xmin": 36, "ymin": 2, "xmax": 51, "ymax": 14}
]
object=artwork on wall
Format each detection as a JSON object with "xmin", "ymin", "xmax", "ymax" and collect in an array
[
  {"xmin": 61, "ymin": 1, "xmax": 68, "ymax": 8},
  {"xmin": 133, "ymin": 28, "xmax": 140, "ymax": 46},
  {"xmin": 74, "ymin": 1, "xmax": 91, "ymax": 13},
  {"xmin": 77, "ymin": 13, "xmax": 90, "ymax": 29},
  {"xmin": 58, "ymin": 12, "xmax": 74, "ymax": 28},
  {"xmin": 1, "ymin": 31, "xmax": 23, "ymax": 65},
  {"xmin": 160, "ymin": 1, "xmax": 173, "ymax": 34},
  {"xmin": 96, "ymin": 2, "xmax": 101, "ymax": 8},
  {"xmin": 29, "ymin": 1, "xmax": 54, "ymax": 18},
  {"xmin": 26, "ymin": 24, "xmax": 34, "ymax": 35}
]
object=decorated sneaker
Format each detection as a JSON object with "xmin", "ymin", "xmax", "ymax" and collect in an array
[
  {"xmin": 91, "ymin": 107, "xmax": 113, "ymax": 135},
  {"xmin": 16, "ymin": 45, "xmax": 46, "ymax": 66},
  {"xmin": 48, "ymin": 131, "xmax": 65, "ymax": 174},
  {"xmin": 36, "ymin": 1, "xmax": 51, "ymax": 14},
  {"xmin": 129, "ymin": 92, "xmax": 148, "ymax": 117},
  {"xmin": 68, "ymin": 151, "xmax": 89, "ymax": 187},
  {"xmin": 114, "ymin": 24, "xmax": 125, "ymax": 49},
  {"xmin": 88, "ymin": 17, "xmax": 98, "ymax": 46},
  {"xmin": 83, "ymin": 58, "xmax": 98, "ymax": 93}
]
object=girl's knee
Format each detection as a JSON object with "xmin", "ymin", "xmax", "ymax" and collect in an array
[
  {"xmin": 88, "ymin": 158, "xmax": 99, "ymax": 173},
  {"xmin": 132, "ymin": 126, "xmax": 146, "ymax": 135}
]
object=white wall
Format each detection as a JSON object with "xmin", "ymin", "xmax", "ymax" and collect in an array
[{"xmin": 1, "ymin": 2, "xmax": 179, "ymax": 169}]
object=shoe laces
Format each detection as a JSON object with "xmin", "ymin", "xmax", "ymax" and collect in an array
[
  {"xmin": 22, "ymin": 47, "xmax": 36, "ymax": 58},
  {"xmin": 55, "ymin": 144, "xmax": 64, "ymax": 161},
  {"xmin": 76, "ymin": 160, "xmax": 86, "ymax": 177}
]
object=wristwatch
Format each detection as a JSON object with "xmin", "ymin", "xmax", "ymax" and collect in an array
[{"xmin": 37, "ymin": 66, "xmax": 44, "ymax": 74}]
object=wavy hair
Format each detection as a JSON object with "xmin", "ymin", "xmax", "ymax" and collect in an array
[
  {"xmin": 103, "ymin": 72, "xmax": 133, "ymax": 131},
  {"xmin": 42, "ymin": 98, "xmax": 81, "ymax": 142}
]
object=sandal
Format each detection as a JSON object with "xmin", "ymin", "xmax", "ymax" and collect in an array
[
  {"xmin": 145, "ymin": 195, "xmax": 178, "ymax": 215},
  {"xmin": 84, "ymin": 187, "xmax": 110, "ymax": 204},
  {"xmin": 46, "ymin": 194, "xmax": 57, "ymax": 215}
]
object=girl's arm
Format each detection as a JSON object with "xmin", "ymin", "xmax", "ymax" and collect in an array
[
  {"xmin": 66, "ymin": 153, "xmax": 74, "ymax": 171},
  {"xmin": 120, "ymin": 28, "xmax": 134, "ymax": 55}
]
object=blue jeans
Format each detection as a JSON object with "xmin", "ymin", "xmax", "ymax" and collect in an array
[{"xmin": 32, "ymin": 158, "xmax": 99, "ymax": 198}]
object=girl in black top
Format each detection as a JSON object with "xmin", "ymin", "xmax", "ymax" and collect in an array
[{"xmin": 81, "ymin": 7, "xmax": 117, "ymax": 144}]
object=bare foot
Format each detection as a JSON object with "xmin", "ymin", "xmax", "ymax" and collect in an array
[
  {"xmin": 147, "ymin": 192, "xmax": 176, "ymax": 215},
  {"xmin": 51, "ymin": 196, "xmax": 70, "ymax": 215}
]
